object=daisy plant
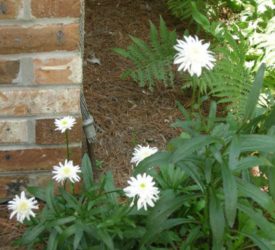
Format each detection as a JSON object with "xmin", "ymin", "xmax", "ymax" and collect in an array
[
  {"xmin": 123, "ymin": 173, "xmax": 160, "ymax": 210},
  {"xmin": 131, "ymin": 145, "xmax": 158, "ymax": 166},
  {"xmin": 54, "ymin": 116, "xmax": 76, "ymax": 159},
  {"xmin": 8, "ymin": 191, "xmax": 39, "ymax": 224}
]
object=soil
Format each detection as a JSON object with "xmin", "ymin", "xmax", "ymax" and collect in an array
[
  {"xmin": 0, "ymin": 0, "xmax": 189, "ymax": 247},
  {"xmin": 83, "ymin": 0, "xmax": 189, "ymax": 186}
]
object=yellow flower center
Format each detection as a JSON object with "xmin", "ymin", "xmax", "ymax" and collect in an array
[
  {"xmin": 61, "ymin": 120, "xmax": 68, "ymax": 126},
  {"xmin": 139, "ymin": 183, "xmax": 146, "ymax": 189},
  {"xmin": 62, "ymin": 166, "xmax": 72, "ymax": 176},
  {"xmin": 18, "ymin": 201, "xmax": 29, "ymax": 212},
  {"xmin": 142, "ymin": 151, "xmax": 150, "ymax": 158}
]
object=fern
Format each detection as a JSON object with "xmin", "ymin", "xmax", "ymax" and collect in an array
[
  {"xmin": 113, "ymin": 17, "xmax": 177, "ymax": 90},
  {"xmin": 167, "ymin": 0, "xmax": 194, "ymax": 20},
  {"xmin": 191, "ymin": 31, "xmax": 253, "ymax": 119}
]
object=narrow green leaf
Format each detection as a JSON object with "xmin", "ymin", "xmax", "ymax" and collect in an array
[
  {"xmin": 265, "ymin": 105, "xmax": 275, "ymax": 130},
  {"xmin": 209, "ymin": 188, "xmax": 225, "ymax": 250},
  {"xmin": 238, "ymin": 204, "xmax": 275, "ymax": 239},
  {"xmin": 112, "ymin": 47, "xmax": 130, "ymax": 58},
  {"xmin": 228, "ymin": 136, "xmax": 241, "ymax": 170},
  {"xmin": 104, "ymin": 171, "xmax": 117, "ymax": 205},
  {"xmin": 180, "ymin": 226, "xmax": 201, "ymax": 249},
  {"xmin": 239, "ymin": 134, "xmax": 275, "ymax": 153},
  {"xmin": 233, "ymin": 156, "xmax": 271, "ymax": 173},
  {"xmin": 21, "ymin": 224, "xmax": 46, "ymax": 244},
  {"xmin": 81, "ymin": 153, "xmax": 93, "ymax": 191},
  {"xmin": 244, "ymin": 63, "xmax": 266, "ymax": 120},
  {"xmin": 221, "ymin": 165, "xmax": 237, "ymax": 227},
  {"xmin": 73, "ymin": 225, "xmax": 84, "ymax": 250},
  {"xmin": 27, "ymin": 186, "xmax": 46, "ymax": 201},
  {"xmin": 134, "ymin": 151, "xmax": 170, "ymax": 174},
  {"xmin": 47, "ymin": 229, "xmax": 58, "ymax": 250},
  {"xmin": 243, "ymin": 232, "xmax": 275, "ymax": 250},
  {"xmin": 45, "ymin": 180, "xmax": 55, "ymax": 212},
  {"xmin": 207, "ymin": 101, "xmax": 217, "ymax": 130},
  {"xmin": 268, "ymin": 166, "xmax": 275, "ymax": 200},
  {"xmin": 237, "ymin": 178, "xmax": 275, "ymax": 217},
  {"xmin": 48, "ymin": 216, "xmax": 76, "ymax": 227},
  {"xmin": 171, "ymin": 136, "xmax": 220, "ymax": 163},
  {"xmin": 97, "ymin": 229, "xmax": 114, "ymax": 250},
  {"xmin": 191, "ymin": 2, "xmax": 210, "ymax": 31}
]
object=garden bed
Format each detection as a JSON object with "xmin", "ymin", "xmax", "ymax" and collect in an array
[{"xmin": 1, "ymin": 0, "xmax": 187, "ymax": 247}]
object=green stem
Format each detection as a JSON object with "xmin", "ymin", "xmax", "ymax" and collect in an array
[
  {"xmin": 206, "ymin": 186, "xmax": 212, "ymax": 250},
  {"xmin": 65, "ymin": 130, "xmax": 70, "ymax": 160}
]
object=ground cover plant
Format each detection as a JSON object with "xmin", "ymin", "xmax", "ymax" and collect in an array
[{"xmin": 5, "ymin": 0, "xmax": 275, "ymax": 249}]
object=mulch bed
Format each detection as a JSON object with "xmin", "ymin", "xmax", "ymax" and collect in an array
[{"xmin": 1, "ymin": 0, "xmax": 190, "ymax": 247}]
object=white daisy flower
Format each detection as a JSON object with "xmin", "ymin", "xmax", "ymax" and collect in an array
[
  {"xmin": 174, "ymin": 36, "xmax": 216, "ymax": 77},
  {"xmin": 123, "ymin": 173, "xmax": 160, "ymax": 210},
  {"xmin": 54, "ymin": 116, "xmax": 76, "ymax": 133},
  {"xmin": 52, "ymin": 159, "xmax": 81, "ymax": 184},
  {"xmin": 131, "ymin": 145, "xmax": 158, "ymax": 166},
  {"xmin": 8, "ymin": 191, "xmax": 39, "ymax": 223}
]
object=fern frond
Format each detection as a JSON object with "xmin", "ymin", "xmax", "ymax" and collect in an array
[
  {"xmin": 167, "ymin": 0, "xmax": 194, "ymax": 20},
  {"xmin": 190, "ymin": 31, "xmax": 253, "ymax": 119},
  {"xmin": 113, "ymin": 17, "xmax": 177, "ymax": 89}
]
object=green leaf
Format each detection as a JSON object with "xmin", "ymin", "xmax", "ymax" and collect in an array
[
  {"xmin": 45, "ymin": 180, "xmax": 55, "ymax": 212},
  {"xmin": 243, "ymin": 232, "xmax": 275, "ymax": 250},
  {"xmin": 21, "ymin": 224, "xmax": 46, "ymax": 244},
  {"xmin": 233, "ymin": 156, "xmax": 271, "ymax": 173},
  {"xmin": 81, "ymin": 153, "xmax": 93, "ymax": 191},
  {"xmin": 103, "ymin": 172, "xmax": 117, "ymax": 205},
  {"xmin": 180, "ymin": 226, "xmax": 201, "ymax": 249},
  {"xmin": 237, "ymin": 178, "xmax": 275, "ymax": 217},
  {"xmin": 268, "ymin": 166, "xmax": 275, "ymax": 200},
  {"xmin": 221, "ymin": 165, "xmax": 237, "ymax": 227},
  {"xmin": 265, "ymin": 105, "xmax": 275, "ymax": 129},
  {"xmin": 48, "ymin": 216, "xmax": 76, "ymax": 227},
  {"xmin": 142, "ymin": 190, "xmax": 191, "ymax": 244},
  {"xmin": 97, "ymin": 229, "xmax": 114, "ymax": 250},
  {"xmin": 228, "ymin": 136, "xmax": 241, "ymax": 170},
  {"xmin": 47, "ymin": 229, "xmax": 58, "ymax": 250},
  {"xmin": 73, "ymin": 225, "xmax": 84, "ymax": 250},
  {"xmin": 177, "ymin": 161, "xmax": 205, "ymax": 192},
  {"xmin": 134, "ymin": 151, "xmax": 170, "ymax": 174},
  {"xmin": 209, "ymin": 188, "xmax": 225, "ymax": 250},
  {"xmin": 191, "ymin": 2, "xmax": 210, "ymax": 31},
  {"xmin": 238, "ymin": 204, "xmax": 275, "ymax": 239},
  {"xmin": 244, "ymin": 63, "xmax": 266, "ymax": 120},
  {"xmin": 27, "ymin": 186, "xmax": 46, "ymax": 201},
  {"xmin": 171, "ymin": 135, "xmax": 220, "ymax": 163},
  {"xmin": 239, "ymin": 134, "xmax": 275, "ymax": 153},
  {"xmin": 207, "ymin": 101, "xmax": 217, "ymax": 130},
  {"xmin": 59, "ymin": 187, "xmax": 79, "ymax": 209}
]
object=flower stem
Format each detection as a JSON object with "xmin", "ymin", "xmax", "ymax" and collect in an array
[{"xmin": 65, "ymin": 130, "xmax": 70, "ymax": 160}]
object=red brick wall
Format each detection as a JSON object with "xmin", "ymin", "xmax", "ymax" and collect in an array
[{"xmin": 0, "ymin": 0, "xmax": 84, "ymax": 200}]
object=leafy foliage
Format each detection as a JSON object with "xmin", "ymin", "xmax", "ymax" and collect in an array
[
  {"xmin": 187, "ymin": 30, "xmax": 256, "ymax": 119},
  {"xmin": 113, "ymin": 17, "xmax": 176, "ymax": 90},
  {"xmin": 136, "ymin": 86, "xmax": 275, "ymax": 249}
]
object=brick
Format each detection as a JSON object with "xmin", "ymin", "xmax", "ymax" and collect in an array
[
  {"xmin": 31, "ymin": 0, "xmax": 81, "ymax": 18},
  {"xmin": 0, "ymin": 120, "xmax": 28, "ymax": 144},
  {"xmin": 33, "ymin": 56, "xmax": 82, "ymax": 84},
  {"xmin": 0, "ymin": 146, "xmax": 82, "ymax": 172},
  {"xmin": 0, "ymin": 0, "xmax": 22, "ymax": 19},
  {"xmin": 0, "ymin": 23, "xmax": 79, "ymax": 54},
  {"xmin": 0, "ymin": 173, "xmax": 53, "ymax": 200},
  {"xmin": 0, "ymin": 60, "xmax": 20, "ymax": 84},
  {"xmin": 36, "ymin": 117, "xmax": 82, "ymax": 145},
  {"xmin": 0, "ymin": 176, "xmax": 27, "ymax": 200},
  {"xmin": 0, "ymin": 87, "xmax": 80, "ymax": 116}
]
